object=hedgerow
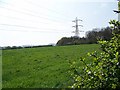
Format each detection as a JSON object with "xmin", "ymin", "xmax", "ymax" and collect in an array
[{"xmin": 69, "ymin": 20, "xmax": 120, "ymax": 89}]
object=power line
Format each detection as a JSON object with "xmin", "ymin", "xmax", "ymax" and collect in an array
[
  {"xmin": 0, "ymin": 14, "xmax": 71, "ymax": 28},
  {"xmin": 0, "ymin": 6, "xmax": 72, "ymax": 29},
  {"xmin": 0, "ymin": 29, "xmax": 70, "ymax": 33},
  {"xmin": 0, "ymin": 1, "xmax": 70, "ymax": 21},
  {"xmin": 24, "ymin": 0, "xmax": 72, "ymax": 21},
  {"xmin": 0, "ymin": 23, "xmax": 71, "ymax": 33},
  {"xmin": 0, "ymin": 1, "xmax": 74, "ymax": 35},
  {"xmin": 0, "ymin": 5, "xmax": 69, "ymax": 24},
  {"xmin": 0, "ymin": 1, "xmax": 71, "ymax": 23},
  {"xmin": 0, "ymin": 14, "xmax": 50, "ymax": 25},
  {"xmin": 0, "ymin": 23, "xmax": 41, "ymax": 29},
  {"xmin": 4, "ymin": 0, "xmax": 72, "ymax": 21},
  {"xmin": 0, "ymin": 1, "xmax": 73, "ymax": 33}
]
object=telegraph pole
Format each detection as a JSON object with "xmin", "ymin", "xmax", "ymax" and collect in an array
[{"xmin": 72, "ymin": 17, "xmax": 83, "ymax": 37}]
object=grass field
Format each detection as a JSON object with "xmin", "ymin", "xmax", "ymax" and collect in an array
[{"xmin": 2, "ymin": 44, "xmax": 101, "ymax": 88}]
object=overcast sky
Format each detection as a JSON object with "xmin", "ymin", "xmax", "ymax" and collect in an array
[{"xmin": 0, "ymin": 0, "xmax": 118, "ymax": 46}]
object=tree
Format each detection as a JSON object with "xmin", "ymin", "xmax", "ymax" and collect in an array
[
  {"xmin": 86, "ymin": 27, "xmax": 112, "ymax": 44},
  {"xmin": 57, "ymin": 27, "xmax": 112, "ymax": 46}
]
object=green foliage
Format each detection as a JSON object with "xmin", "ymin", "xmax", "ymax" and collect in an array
[
  {"xmin": 2, "ymin": 44, "xmax": 100, "ymax": 88},
  {"xmin": 86, "ymin": 27, "xmax": 112, "ymax": 43},
  {"xmin": 57, "ymin": 27, "xmax": 112, "ymax": 46},
  {"xmin": 69, "ymin": 20, "xmax": 120, "ymax": 89},
  {"xmin": 118, "ymin": 1, "xmax": 120, "ymax": 11}
]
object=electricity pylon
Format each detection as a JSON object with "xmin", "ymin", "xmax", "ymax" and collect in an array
[{"xmin": 72, "ymin": 17, "xmax": 83, "ymax": 37}]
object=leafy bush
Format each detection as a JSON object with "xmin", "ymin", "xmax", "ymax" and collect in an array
[{"xmin": 69, "ymin": 20, "xmax": 120, "ymax": 89}]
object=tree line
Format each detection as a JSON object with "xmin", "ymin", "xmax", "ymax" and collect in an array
[
  {"xmin": 57, "ymin": 26, "xmax": 113, "ymax": 46},
  {"xmin": 2, "ymin": 45, "xmax": 53, "ymax": 50},
  {"xmin": 1, "ymin": 26, "xmax": 113, "ymax": 49}
]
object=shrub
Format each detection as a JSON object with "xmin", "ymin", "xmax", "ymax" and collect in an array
[{"xmin": 69, "ymin": 20, "xmax": 120, "ymax": 89}]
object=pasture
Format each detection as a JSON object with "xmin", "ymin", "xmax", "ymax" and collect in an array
[{"xmin": 2, "ymin": 44, "xmax": 101, "ymax": 88}]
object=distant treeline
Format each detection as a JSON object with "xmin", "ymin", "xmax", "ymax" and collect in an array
[
  {"xmin": 2, "ymin": 45, "xmax": 53, "ymax": 50},
  {"xmin": 57, "ymin": 27, "xmax": 112, "ymax": 46},
  {"xmin": 1, "ymin": 26, "xmax": 113, "ymax": 49}
]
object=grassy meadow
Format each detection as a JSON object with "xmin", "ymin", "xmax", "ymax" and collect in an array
[{"xmin": 2, "ymin": 44, "xmax": 101, "ymax": 88}]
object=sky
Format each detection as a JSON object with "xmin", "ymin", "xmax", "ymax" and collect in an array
[{"xmin": 0, "ymin": 0, "xmax": 118, "ymax": 46}]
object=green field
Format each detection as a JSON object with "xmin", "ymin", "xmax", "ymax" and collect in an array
[{"xmin": 2, "ymin": 44, "xmax": 101, "ymax": 88}]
